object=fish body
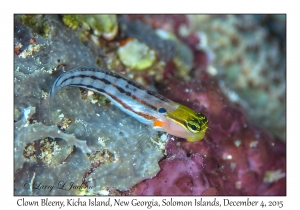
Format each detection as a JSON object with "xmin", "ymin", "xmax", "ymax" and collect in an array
[{"xmin": 51, "ymin": 67, "xmax": 208, "ymax": 142}]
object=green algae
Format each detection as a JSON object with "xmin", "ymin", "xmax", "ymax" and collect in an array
[
  {"xmin": 16, "ymin": 15, "xmax": 51, "ymax": 38},
  {"xmin": 62, "ymin": 15, "xmax": 118, "ymax": 39}
]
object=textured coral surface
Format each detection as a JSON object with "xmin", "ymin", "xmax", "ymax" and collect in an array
[
  {"xmin": 132, "ymin": 77, "xmax": 286, "ymax": 195},
  {"xmin": 14, "ymin": 14, "xmax": 285, "ymax": 195}
]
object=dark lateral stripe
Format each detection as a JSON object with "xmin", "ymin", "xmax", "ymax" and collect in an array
[
  {"xmin": 108, "ymin": 94, "xmax": 157, "ymax": 121},
  {"xmin": 130, "ymin": 94, "xmax": 157, "ymax": 110},
  {"xmin": 127, "ymin": 79, "xmax": 146, "ymax": 90},
  {"xmin": 55, "ymin": 68, "xmax": 170, "ymax": 104},
  {"xmin": 120, "ymin": 77, "xmax": 170, "ymax": 103},
  {"xmin": 113, "ymin": 84, "xmax": 126, "ymax": 94},
  {"xmin": 69, "ymin": 84, "xmax": 105, "ymax": 94},
  {"xmin": 146, "ymin": 89, "xmax": 169, "ymax": 102},
  {"xmin": 69, "ymin": 83, "xmax": 156, "ymax": 122},
  {"xmin": 60, "ymin": 75, "xmax": 111, "ymax": 87},
  {"xmin": 58, "ymin": 74, "xmax": 158, "ymax": 111},
  {"xmin": 109, "ymin": 83, "xmax": 157, "ymax": 110}
]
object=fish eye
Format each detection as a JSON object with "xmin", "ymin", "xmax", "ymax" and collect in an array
[
  {"xmin": 187, "ymin": 120, "xmax": 201, "ymax": 133},
  {"xmin": 190, "ymin": 124, "xmax": 197, "ymax": 130}
]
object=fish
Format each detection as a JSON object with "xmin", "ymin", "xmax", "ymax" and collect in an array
[{"xmin": 50, "ymin": 66, "xmax": 208, "ymax": 142}]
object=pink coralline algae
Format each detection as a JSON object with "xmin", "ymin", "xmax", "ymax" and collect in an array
[
  {"xmin": 131, "ymin": 75, "xmax": 286, "ymax": 195},
  {"xmin": 125, "ymin": 15, "xmax": 286, "ymax": 195}
]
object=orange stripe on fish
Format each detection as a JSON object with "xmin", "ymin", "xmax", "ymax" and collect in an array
[{"xmin": 51, "ymin": 66, "xmax": 208, "ymax": 142}]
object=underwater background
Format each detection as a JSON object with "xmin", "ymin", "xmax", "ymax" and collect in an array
[{"xmin": 14, "ymin": 14, "xmax": 286, "ymax": 195}]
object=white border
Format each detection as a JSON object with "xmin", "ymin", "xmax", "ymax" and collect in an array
[{"xmin": 3, "ymin": 0, "xmax": 294, "ymax": 209}]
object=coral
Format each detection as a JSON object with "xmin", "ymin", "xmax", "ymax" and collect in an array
[
  {"xmin": 155, "ymin": 29, "xmax": 194, "ymax": 79},
  {"xmin": 132, "ymin": 76, "xmax": 286, "ymax": 195},
  {"xmin": 14, "ymin": 15, "xmax": 96, "ymax": 74},
  {"xmin": 14, "ymin": 15, "xmax": 165, "ymax": 195},
  {"xmin": 131, "ymin": 148, "xmax": 209, "ymax": 195},
  {"xmin": 117, "ymin": 38, "xmax": 156, "ymax": 71},
  {"xmin": 14, "ymin": 14, "xmax": 285, "ymax": 196},
  {"xmin": 187, "ymin": 15, "xmax": 286, "ymax": 141},
  {"xmin": 120, "ymin": 15, "xmax": 286, "ymax": 141},
  {"xmin": 62, "ymin": 15, "xmax": 118, "ymax": 40},
  {"xmin": 119, "ymin": 17, "xmax": 194, "ymax": 80},
  {"xmin": 119, "ymin": 17, "xmax": 177, "ymax": 62},
  {"xmin": 16, "ymin": 15, "xmax": 51, "ymax": 38}
]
